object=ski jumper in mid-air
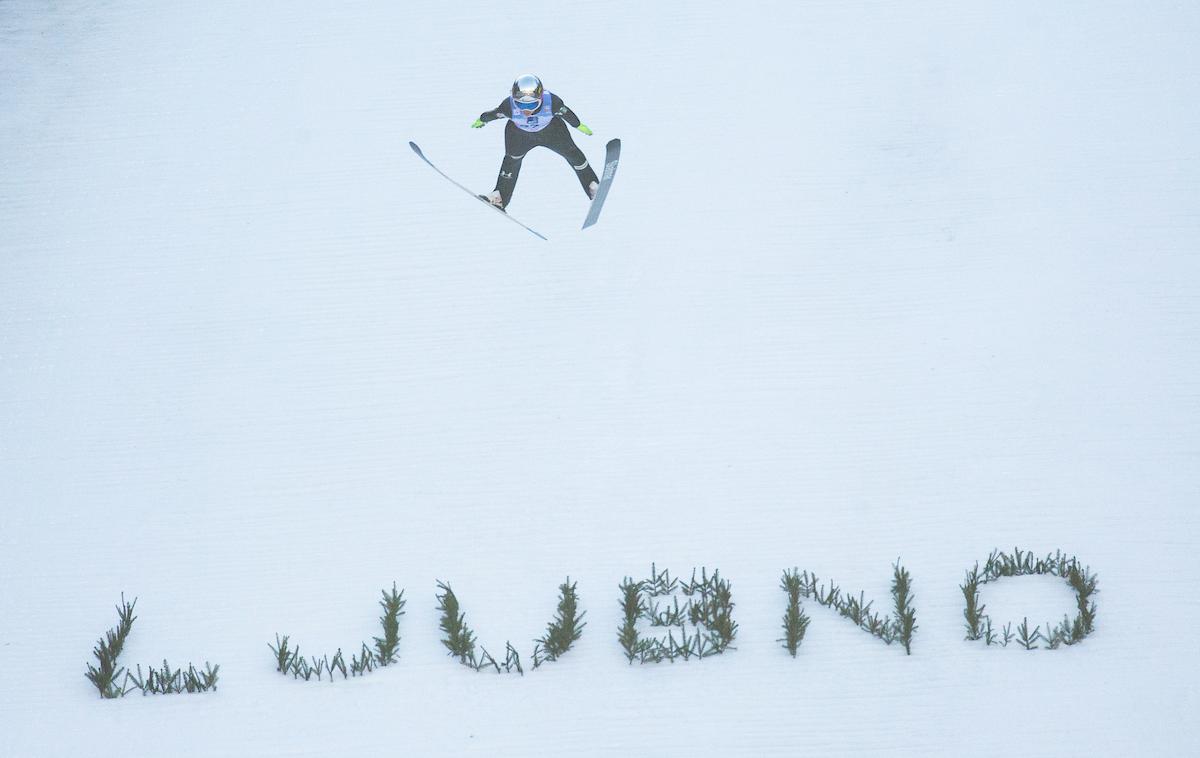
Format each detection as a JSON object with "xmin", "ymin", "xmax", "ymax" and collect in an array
[{"xmin": 471, "ymin": 74, "xmax": 598, "ymax": 211}]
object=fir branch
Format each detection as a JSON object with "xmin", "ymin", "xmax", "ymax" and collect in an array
[
  {"xmin": 779, "ymin": 569, "xmax": 810, "ymax": 657},
  {"xmin": 618, "ymin": 578, "xmax": 643, "ymax": 664},
  {"xmin": 373, "ymin": 583, "xmax": 406, "ymax": 666},
  {"xmin": 435, "ymin": 581, "xmax": 477, "ymax": 665},
  {"xmin": 891, "ymin": 560, "xmax": 917, "ymax": 655},
  {"xmin": 534, "ymin": 579, "xmax": 586, "ymax": 667},
  {"xmin": 85, "ymin": 594, "xmax": 137, "ymax": 699}
]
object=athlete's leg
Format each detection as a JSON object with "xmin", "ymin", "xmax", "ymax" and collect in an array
[
  {"xmin": 540, "ymin": 120, "xmax": 599, "ymax": 197},
  {"xmin": 494, "ymin": 123, "xmax": 533, "ymax": 208}
]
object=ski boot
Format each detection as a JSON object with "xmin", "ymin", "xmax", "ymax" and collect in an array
[{"xmin": 478, "ymin": 190, "xmax": 506, "ymax": 213}]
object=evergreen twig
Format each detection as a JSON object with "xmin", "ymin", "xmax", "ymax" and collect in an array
[
  {"xmin": 779, "ymin": 569, "xmax": 811, "ymax": 657},
  {"xmin": 533, "ymin": 579, "xmax": 587, "ymax": 668}
]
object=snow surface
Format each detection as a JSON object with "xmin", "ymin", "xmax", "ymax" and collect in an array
[{"xmin": 2, "ymin": 1, "xmax": 1199, "ymax": 755}]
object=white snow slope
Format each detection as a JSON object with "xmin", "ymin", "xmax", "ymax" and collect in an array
[{"xmin": 2, "ymin": 1, "xmax": 1199, "ymax": 756}]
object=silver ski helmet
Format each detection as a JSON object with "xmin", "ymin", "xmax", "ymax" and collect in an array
[{"xmin": 511, "ymin": 74, "xmax": 543, "ymax": 112}]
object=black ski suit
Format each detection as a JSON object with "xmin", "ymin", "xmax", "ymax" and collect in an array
[{"xmin": 478, "ymin": 94, "xmax": 598, "ymax": 208}]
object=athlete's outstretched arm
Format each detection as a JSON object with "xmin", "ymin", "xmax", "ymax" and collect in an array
[
  {"xmin": 550, "ymin": 95, "xmax": 583, "ymax": 128},
  {"xmin": 476, "ymin": 99, "xmax": 511, "ymax": 125}
]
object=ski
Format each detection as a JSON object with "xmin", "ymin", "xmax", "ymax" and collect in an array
[
  {"xmin": 582, "ymin": 138, "xmax": 621, "ymax": 230},
  {"xmin": 408, "ymin": 141, "xmax": 547, "ymax": 240}
]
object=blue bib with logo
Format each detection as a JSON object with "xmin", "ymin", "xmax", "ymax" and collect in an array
[{"xmin": 510, "ymin": 92, "xmax": 555, "ymax": 133}]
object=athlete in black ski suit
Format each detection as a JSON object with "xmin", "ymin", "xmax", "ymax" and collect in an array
[{"xmin": 474, "ymin": 92, "xmax": 598, "ymax": 209}]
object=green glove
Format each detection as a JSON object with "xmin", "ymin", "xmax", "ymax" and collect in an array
[
  {"xmin": 576, "ymin": 123, "xmax": 594, "ymax": 136},
  {"xmin": 470, "ymin": 118, "xmax": 485, "ymax": 128}
]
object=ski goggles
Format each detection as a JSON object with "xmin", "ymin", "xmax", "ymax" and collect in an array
[{"xmin": 515, "ymin": 96, "xmax": 541, "ymax": 113}]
